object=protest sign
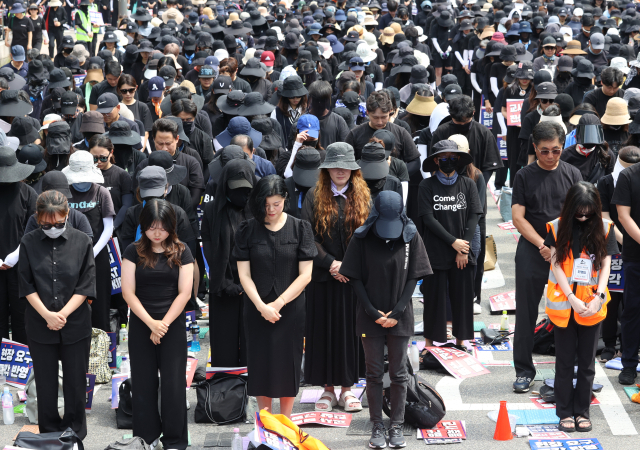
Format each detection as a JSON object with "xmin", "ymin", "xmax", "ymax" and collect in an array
[
  {"xmin": 418, "ymin": 421, "xmax": 466, "ymax": 440},
  {"xmin": 497, "ymin": 135, "xmax": 507, "ymax": 160},
  {"xmin": 608, "ymin": 254, "xmax": 624, "ymax": 292},
  {"xmin": 186, "ymin": 357, "xmax": 198, "ymax": 388},
  {"xmin": 526, "ymin": 426, "xmax": 571, "ymax": 439},
  {"xmin": 86, "ymin": 374, "xmax": 96, "ymax": 410},
  {"xmin": 473, "ymin": 338, "xmax": 511, "ymax": 351},
  {"xmin": 89, "ymin": 10, "xmax": 104, "ymax": 25},
  {"xmin": 426, "ymin": 346, "xmax": 490, "ymax": 379},
  {"xmin": 290, "ymin": 412, "xmax": 352, "ymax": 428},
  {"xmin": 0, "ymin": 339, "xmax": 32, "ymax": 388},
  {"xmin": 506, "ymin": 99, "xmax": 524, "ymax": 126},
  {"xmin": 186, "ymin": 310, "xmax": 195, "ymax": 348},
  {"xmin": 529, "ymin": 438, "xmax": 603, "ymax": 450},
  {"xmin": 107, "ymin": 332, "xmax": 117, "ymax": 369},
  {"xmin": 480, "ymin": 95, "xmax": 493, "ymax": 128},
  {"xmin": 74, "ymin": 74, "xmax": 86, "ymax": 88},
  {"xmin": 489, "ymin": 291, "xmax": 516, "ymax": 314},
  {"xmin": 107, "ymin": 238, "xmax": 122, "ymax": 295},
  {"xmin": 111, "ymin": 374, "xmax": 129, "ymax": 409}
]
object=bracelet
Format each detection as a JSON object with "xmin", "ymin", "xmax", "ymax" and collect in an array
[{"xmin": 278, "ymin": 296, "xmax": 286, "ymax": 306}]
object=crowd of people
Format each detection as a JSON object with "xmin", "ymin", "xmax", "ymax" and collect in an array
[{"xmin": 2, "ymin": 0, "xmax": 640, "ymax": 447}]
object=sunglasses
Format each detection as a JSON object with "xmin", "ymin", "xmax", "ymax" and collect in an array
[
  {"xmin": 40, "ymin": 221, "xmax": 66, "ymax": 231},
  {"xmin": 538, "ymin": 149, "xmax": 562, "ymax": 156},
  {"xmin": 575, "ymin": 211, "xmax": 596, "ymax": 219},
  {"xmin": 351, "ymin": 63, "xmax": 365, "ymax": 69},
  {"xmin": 94, "ymin": 155, "xmax": 110, "ymax": 163},
  {"xmin": 438, "ymin": 156, "xmax": 460, "ymax": 162},
  {"xmin": 540, "ymin": 98, "xmax": 554, "ymax": 104},
  {"xmin": 120, "ymin": 88, "xmax": 136, "ymax": 95}
]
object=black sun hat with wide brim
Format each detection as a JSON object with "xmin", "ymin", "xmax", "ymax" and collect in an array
[
  {"xmin": 422, "ymin": 139, "xmax": 474, "ymax": 173},
  {"xmin": 224, "ymin": 20, "xmax": 253, "ymax": 36}
]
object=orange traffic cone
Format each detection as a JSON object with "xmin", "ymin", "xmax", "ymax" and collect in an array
[{"xmin": 493, "ymin": 400, "xmax": 513, "ymax": 441}]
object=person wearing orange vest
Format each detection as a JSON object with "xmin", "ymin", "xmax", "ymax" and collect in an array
[{"xmin": 544, "ymin": 181, "xmax": 618, "ymax": 433}]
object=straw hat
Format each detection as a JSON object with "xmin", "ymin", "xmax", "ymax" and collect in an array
[
  {"xmin": 226, "ymin": 12, "xmax": 239, "ymax": 26},
  {"xmin": 389, "ymin": 22, "xmax": 402, "ymax": 34},
  {"xmin": 561, "ymin": 40, "xmax": 587, "ymax": 55},
  {"xmin": 162, "ymin": 8, "xmax": 184, "ymax": 24},
  {"xmin": 380, "ymin": 27, "xmax": 395, "ymax": 45},
  {"xmin": 601, "ymin": 97, "xmax": 632, "ymax": 126},
  {"xmin": 406, "ymin": 94, "xmax": 437, "ymax": 116},
  {"xmin": 480, "ymin": 26, "xmax": 496, "ymax": 40}
]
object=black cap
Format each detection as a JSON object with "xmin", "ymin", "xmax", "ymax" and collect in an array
[
  {"xmin": 292, "ymin": 148, "xmax": 321, "ymax": 188},
  {"xmin": 373, "ymin": 129, "xmax": 395, "ymax": 157},
  {"xmin": 147, "ymin": 150, "xmax": 188, "ymax": 185},
  {"xmin": 159, "ymin": 65, "xmax": 177, "ymax": 87},
  {"xmin": 535, "ymin": 82, "xmax": 558, "ymax": 99},
  {"xmin": 17, "ymin": 144, "xmax": 46, "ymax": 173},
  {"xmin": 60, "ymin": 91, "xmax": 78, "ymax": 115},
  {"xmin": 41, "ymin": 171, "xmax": 73, "ymax": 198},
  {"xmin": 96, "ymin": 92, "xmax": 119, "ymax": 113},
  {"xmin": 213, "ymin": 76, "xmax": 232, "ymax": 94},
  {"xmin": 359, "ymin": 142, "xmax": 389, "ymax": 180}
]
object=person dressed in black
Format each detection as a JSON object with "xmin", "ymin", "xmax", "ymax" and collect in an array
[
  {"xmin": 358, "ymin": 141, "xmax": 403, "ymax": 202},
  {"xmin": 202, "ymin": 159, "xmax": 256, "ymax": 368},
  {"xmin": 562, "ymin": 114, "xmax": 615, "ymax": 183},
  {"xmin": 121, "ymin": 198, "xmax": 194, "ymax": 450},
  {"xmin": 0, "ymin": 146, "xmax": 37, "ymax": 344},
  {"xmin": 18, "ymin": 190, "xmax": 95, "ymax": 438},
  {"xmin": 6, "ymin": 3, "xmax": 34, "ymax": 55},
  {"xmin": 234, "ymin": 174, "xmax": 316, "ymax": 416},
  {"xmin": 340, "ymin": 191, "xmax": 431, "ymax": 450},
  {"xmin": 283, "ymin": 147, "xmax": 320, "ymax": 219},
  {"xmin": 44, "ymin": 0, "xmax": 67, "ymax": 58},
  {"xmin": 27, "ymin": 4, "xmax": 44, "ymax": 54},
  {"xmin": 418, "ymin": 139, "xmax": 482, "ymax": 352}
]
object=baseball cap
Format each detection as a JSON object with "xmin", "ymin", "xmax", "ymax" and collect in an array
[
  {"xmin": 138, "ymin": 166, "xmax": 168, "ymax": 198},
  {"xmin": 213, "ymin": 76, "xmax": 232, "ymax": 94},
  {"xmin": 443, "ymin": 84, "xmax": 463, "ymax": 101},
  {"xmin": 148, "ymin": 76, "xmax": 165, "ymax": 98},
  {"xmin": 60, "ymin": 91, "xmax": 78, "ymax": 115},
  {"xmin": 261, "ymin": 51, "xmax": 275, "ymax": 67},
  {"xmin": 159, "ymin": 65, "xmax": 177, "ymax": 87},
  {"xmin": 297, "ymin": 114, "xmax": 320, "ymax": 139},
  {"xmin": 96, "ymin": 93, "xmax": 119, "ymax": 114},
  {"xmin": 10, "ymin": 46, "xmax": 25, "ymax": 62},
  {"xmin": 590, "ymin": 32, "xmax": 605, "ymax": 49}
]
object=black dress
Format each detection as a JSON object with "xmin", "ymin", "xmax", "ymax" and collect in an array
[
  {"xmin": 233, "ymin": 215, "xmax": 317, "ymax": 398},
  {"xmin": 301, "ymin": 189, "xmax": 363, "ymax": 388}
]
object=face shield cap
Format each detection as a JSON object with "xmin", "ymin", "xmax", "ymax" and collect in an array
[{"xmin": 576, "ymin": 124, "xmax": 605, "ymax": 145}]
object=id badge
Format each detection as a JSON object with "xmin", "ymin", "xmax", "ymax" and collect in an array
[{"xmin": 572, "ymin": 258, "xmax": 592, "ymax": 283}]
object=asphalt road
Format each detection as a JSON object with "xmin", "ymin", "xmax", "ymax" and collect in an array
[{"xmin": 1, "ymin": 183, "xmax": 639, "ymax": 450}]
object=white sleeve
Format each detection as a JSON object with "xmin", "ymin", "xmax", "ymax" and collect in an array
[
  {"xmin": 283, "ymin": 141, "xmax": 303, "ymax": 178},
  {"xmin": 432, "ymin": 37, "xmax": 443, "ymax": 55},
  {"xmin": 455, "ymin": 51, "xmax": 465, "ymax": 66},
  {"xmin": 490, "ymin": 77, "xmax": 499, "ymax": 97},
  {"xmin": 463, "ymin": 49, "xmax": 470, "ymax": 65},
  {"xmin": 270, "ymin": 109, "xmax": 277, "ymax": 119},
  {"xmin": 418, "ymin": 144, "xmax": 429, "ymax": 179},
  {"xmin": 470, "ymin": 73, "xmax": 482, "ymax": 94},
  {"xmin": 401, "ymin": 181, "xmax": 409, "ymax": 206},
  {"xmin": 3, "ymin": 246, "xmax": 19, "ymax": 267},
  {"xmin": 213, "ymin": 138, "xmax": 222, "ymax": 151},
  {"xmin": 375, "ymin": 82, "xmax": 383, "ymax": 91},
  {"xmin": 93, "ymin": 217, "xmax": 114, "ymax": 257},
  {"xmin": 497, "ymin": 112, "xmax": 508, "ymax": 136}
]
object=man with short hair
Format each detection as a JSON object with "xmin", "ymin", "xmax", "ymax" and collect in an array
[
  {"xmin": 230, "ymin": 134, "xmax": 276, "ymax": 178},
  {"xmin": 511, "ymin": 122, "xmax": 582, "ymax": 393},
  {"xmin": 89, "ymin": 61, "xmax": 121, "ymax": 110},
  {"xmin": 584, "ymin": 32, "xmax": 609, "ymax": 70},
  {"xmin": 377, "ymin": 0, "xmax": 398, "ymax": 29},
  {"xmin": 95, "ymin": 93, "xmax": 141, "ymax": 134},
  {"xmin": 584, "ymin": 66, "xmax": 625, "ymax": 117},
  {"xmin": 575, "ymin": 13, "xmax": 594, "ymax": 49},
  {"xmin": 2, "ymin": 46, "xmax": 28, "ymax": 78}
]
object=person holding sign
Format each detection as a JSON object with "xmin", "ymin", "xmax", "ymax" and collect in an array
[{"xmin": 544, "ymin": 181, "xmax": 616, "ymax": 432}]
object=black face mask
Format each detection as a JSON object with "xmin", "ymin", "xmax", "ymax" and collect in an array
[
  {"xmin": 182, "ymin": 121, "xmax": 194, "ymax": 135},
  {"xmin": 452, "ymin": 121, "xmax": 472, "ymax": 134},
  {"xmin": 226, "ymin": 187, "xmax": 251, "ymax": 208},
  {"xmin": 246, "ymin": 76, "xmax": 260, "ymax": 84},
  {"xmin": 366, "ymin": 178, "xmax": 386, "ymax": 192},
  {"xmin": 438, "ymin": 159, "xmax": 458, "ymax": 174},
  {"xmin": 305, "ymin": 138, "xmax": 318, "ymax": 147}
]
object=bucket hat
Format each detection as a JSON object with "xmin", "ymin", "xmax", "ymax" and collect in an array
[
  {"xmin": 281, "ymin": 75, "xmax": 308, "ymax": 98},
  {"xmin": 319, "ymin": 142, "xmax": 360, "ymax": 170},
  {"xmin": 48, "ymin": 68, "xmax": 71, "ymax": 89},
  {"xmin": 224, "ymin": 20, "xmax": 252, "ymax": 36},
  {"xmin": 0, "ymin": 90, "xmax": 32, "ymax": 117},
  {"xmin": 356, "ymin": 43, "xmax": 376, "ymax": 63},
  {"xmin": 601, "ymin": 97, "xmax": 632, "ymax": 125},
  {"xmin": 0, "ymin": 146, "xmax": 33, "ymax": 182},
  {"xmin": 0, "ymin": 68, "xmax": 26, "ymax": 90},
  {"xmin": 500, "ymin": 45, "xmax": 517, "ymax": 62},
  {"xmin": 611, "ymin": 57, "xmax": 630, "ymax": 74},
  {"xmin": 437, "ymin": 10, "xmax": 454, "ymax": 27},
  {"xmin": 359, "ymin": 142, "xmax": 389, "ymax": 180},
  {"xmin": 406, "ymin": 93, "xmax": 436, "ymax": 116},
  {"xmin": 216, "ymin": 116, "xmax": 262, "ymax": 148},
  {"xmin": 138, "ymin": 166, "xmax": 168, "ymax": 198},
  {"xmin": 8, "ymin": 117, "xmax": 39, "ymax": 146},
  {"xmin": 27, "ymin": 60, "xmax": 47, "ymax": 81},
  {"xmin": 238, "ymin": 92, "xmax": 275, "ymax": 116},
  {"xmin": 240, "ymin": 58, "xmax": 267, "ymax": 77},
  {"xmin": 17, "ymin": 144, "xmax": 46, "ymax": 173},
  {"xmin": 62, "ymin": 150, "xmax": 104, "ymax": 184},
  {"xmin": 131, "ymin": 7, "xmax": 152, "ymax": 21},
  {"xmin": 78, "ymin": 111, "xmax": 105, "ymax": 134},
  {"xmin": 10, "ymin": 3, "xmax": 25, "ymax": 14},
  {"xmin": 163, "ymin": 8, "xmax": 184, "ymax": 24},
  {"xmin": 104, "ymin": 120, "xmax": 141, "ymax": 146},
  {"xmin": 147, "ymin": 150, "xmax": 187, "ymax": 185},
  {"xmin": 572, "ymin": 59, "xmax": 595, "ymax": 78},
  {"xmin": 284, "ymin": 32, "xmax": 301, "ymax": 49},
  {"xmin": 292, "ymin": 147, "xmax": 321, "ymax": 188},
  {"xmin": 561, "ymin": 40, "xmax": 587, "ymax": 55},
  {"xmin": 422, "ymin": 139, "xmax": 474, "ymax": 172},
  {"xmin": 217, "ymin": 90, "xmax": 245, "ymax": 115},
  {"xmin": 379, "ymin": 27, "xmax": 395, "ymax": 45},
  {"xmin": 296, "ymin": 114, "xmax": 320, "ymax": 139}
]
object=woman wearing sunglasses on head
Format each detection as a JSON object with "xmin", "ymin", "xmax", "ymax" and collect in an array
[
  {"xmin": 417, "ymin": 140, "xmax": 483, "ymax": 357},
  {"xmin": 544, "ymin": 181, "xmax": 617, "ymax": 432},
  {"xmin": 18, "ymin": 190, "xmax": 96, "ymax": 439}
]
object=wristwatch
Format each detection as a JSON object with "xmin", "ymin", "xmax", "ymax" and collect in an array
[{"xmin": 597, "ymin": 292, "xmax": 606, "ymax": 300}]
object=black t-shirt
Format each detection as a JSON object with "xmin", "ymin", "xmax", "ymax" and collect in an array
[
  {"xmin": 583, "ymin": 88, "xmax": 625, "ymax": 118},
  {"xmin": 29, "ymin": 16, "xmax": 43, "ymax": 44},
  {"xmin": 389, "ymin": 157, "xmax": 410, "ymax": 181},
  {"xmin": 512, "ymin": 160, "xmax": 583, "ymax": 240},
  {"xmin": 10, "ymin": 16, "xmax": 34, "ymax": 48},
  {"xmin": 89, "ymin": 80, "xmax": 120, "ymax": 106},
  {"xmin": 560, "ymin": 145, "xmax": 616, "ymax": 181},
  {"xmin": 346, "ymin": 121, "xmax": 420, "ymax": 162},
  {"xmin": 598, "ymin": 173, "xmax": 624, "ymax": 233},
  {"xmin": 340, "ymin": 232, "xmax": 431, "ymax": 337},
  {"xmin": 611, "ymin": 163, "xmax": 640, "ymax": 261},
  {"xmin": 544, "ymin": 219, "xmax": 619, "ymax": 258},
  {"xmin": 101, "ymin": 164, "xmax": 132, "ymax": 214},
  {"xmin": 121, "ymin": 202, "xmax": 195, "ymax": 250},
  {"xmin": 490, "ymin": 63, "xmax": 509, "ymax": 95},
  {"xmin": 0, "ymin": 182, "xmax": 37, "ymax": 260},
  {"xmin": 417, "ymin": 175, "xmax": 483, "ymax": 270},
  {"xmin": 123, "ymin": 243, "xmax": 194, "ymax": 314},
  {"xmin": 126, "ymin": 100, "xmax": 154, "ymax": 132}
]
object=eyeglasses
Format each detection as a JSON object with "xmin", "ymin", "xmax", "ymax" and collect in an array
[
  {"xmin": 40, "ymin": 221, "xmax": 66, "ymax": 231},
  {"xmin": 93, "ymin": 155, "xmax": 110, "ymax": 163},
  {"xmin": 120, "ymin": 88, "xmax": 136, "ymax": 95},
  {"xmin": 575, "ymin": 211, "xmax": 596, "ymax": 219},
  {"xmin": 438, "ymin": 156, "xmax": 460, "ymax": 162},
  {"xmin": 540, "ymin": 98, "xmax": 553, "ymax": 104},
  {"xmin": 537, "ymin": 149, "xmax": 562, "ymax": 156}
]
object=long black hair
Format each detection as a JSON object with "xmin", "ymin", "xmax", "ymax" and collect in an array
[
  {"xmin": 135, "ymin": 198, "xmax": 185, "ymax": 269},
  {"xmin": 554, "ymin": 181, "xmax": 607, "ymax": 271},
  {"xmin": 249, "ymin": 174, "xmax": 290, "ymax": 225}
]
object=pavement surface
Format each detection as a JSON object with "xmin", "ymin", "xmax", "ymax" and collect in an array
[{"xmin": 1, "ymin": 181, "xmax": 639, "ymax": 449}]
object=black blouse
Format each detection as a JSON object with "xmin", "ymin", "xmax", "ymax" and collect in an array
[
  {"xmin": 18, "ymin": 227, "xmax": 95, "ymax": 344},
  {"xmin": 232, "ymin": 215, "xmax": 317, "ymax": 299}
]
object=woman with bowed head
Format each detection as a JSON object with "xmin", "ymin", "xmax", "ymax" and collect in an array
[
  {"xmin": 202, "ymin": 159, "xmax": 256, "ymax": 368},
  {"xmin": 301, "ymin": 143, "xmax": 371, "ymax": 414},
  {"xmin": 233, "ymin": 175, "xmax": 317, "ymax": 417},
  {"xmin": 271, "ymin": 75, "xmax": 308, "ymax": 149},
  {"xmin": 121, "ymin": 198, "xmax": 194, "ymax": 449},
  {"xmin": 340, "ymin": 190, "xmax": 431, "ymax": 450},
  {"xmin": 18, "ymin": 190, "xmax": 95, "ymax": 438},
  {"xmin": 545, "ymin": 182, "xmax": 617, "ymax": 432}
]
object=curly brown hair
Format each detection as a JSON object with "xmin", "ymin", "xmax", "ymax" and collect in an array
[{"xmin": 312, "ymin": 168, "xmax": 371, "ymax": 242}]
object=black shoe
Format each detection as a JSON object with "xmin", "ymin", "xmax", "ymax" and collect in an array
[
  {"xmin": 513, "ymin": 377, "xmax": 534, "ymax": 393},
  {"xmin": 619, "ymin": 367, "xmax": 637, "ymax": 385},
  {"xmin": 600, "ymin": 347, "xmax": 616, "ymax": 362},
  {"xmin": 369, "ymin": 422, "xmax": 387, "ymax": 449},
  {"xmin": 388, "ymin": 425, "xmax": 406, "ymax": 448}
]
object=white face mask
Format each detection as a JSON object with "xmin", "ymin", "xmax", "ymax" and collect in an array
[{"xmin": 42, "ymin": 218, "xmax": 67, "ymax": 239}]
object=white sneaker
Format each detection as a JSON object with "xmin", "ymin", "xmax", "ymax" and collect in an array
[
  {"xmin": 494, "ymin": 189, "xmax": 502, "ymax": 197},
  {"xmin": 473, "ymin": 303, "xmax": 482, "ymax": 315}
]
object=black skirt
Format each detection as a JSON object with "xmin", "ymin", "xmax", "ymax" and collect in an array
[
  {"xmin": 304, "ymin": 279, "xmax": 360, "ymax": 387},
  {"xmin": 244, "ymin": 289, "xmax": 305, "ymax": 398},
  {"xmin": 210, "ymin": 292, "xmax": 247, "ymax": 368}
]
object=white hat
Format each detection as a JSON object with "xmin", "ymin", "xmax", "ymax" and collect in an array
[
  {"xmin": 279, "ymin": 65, "xmax": 298, "ymax": 81},
  {"xmin": 118, "ymin": 103, "xmax": 135, "ymax": 121},
  {"xmin": 40, "ymin": 114, "xmax": 62, "ymax": 131},
  {"xmin": 114, "ymin": 30, "xmax": 129, "ymax": 48},
  {"xmin": 611, "ymin": 57, "xmax": 630, "ymax": 74},
  {"xmin": 573, "ymin": 7, "xmax": 584, "ymax": 16},
  {"xmin": 48, "ymin": 0, "xmax": 62, "ymax": 6},
  {"xmin": 243, "ymin": 48, "xmax": 256, "ymax": 65},
  {"xmin": 607, "ymin": 28, "xmax": 620, "ymax": 36},
  {"xmin": 62, "ymin": 150, "xmax": 104, "ymax": 184},
  {"xmin": 414, "ymin": 50, "xmax": 430, "ymax": 68},
  {"xmin": 356, "ymin": 43, "xmax": 377, "ymax": 63},
  {"xmin": 416, "ymin": 26, "xmax": 428, "ymax": 42},
  {"xmin": 538, "ymin": 114, "xmax": 568, "ymax": 134},
  {"xmin": 364, "ymin": 32, "xmax": 378, "ymax": 50},
  {"xmin": 271, "ymin": 25, "xmax": 285, "ymax": 41},
  {"xmin": 319, "ymin": 41, "xmax": 333, "ymax": 59},
  {"xmin": 565, "ymin": 0, "xmax": 574, "ymax": 4},
  {"xmin": 214, "ymin": 49, "xmax": 229, "ymax": 60}
]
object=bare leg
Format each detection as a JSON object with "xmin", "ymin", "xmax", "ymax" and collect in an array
[
  {"xmin": 193, "ymin": 261, "xmax": 200, "ymax": 300},
  {"xmin": 280, "ymin": 397, "xmax": 295, "ymax": 417},
  {"xmin": 257, "ymin": 396, "xmax": 273, "ymax": 413},
  {"xmin": 316, "ymin": 386, "xmax": 336, "ymax": 410},
  {"xmin": 435, "ymin": 67, "xmax": 443, "ymax": 86}
]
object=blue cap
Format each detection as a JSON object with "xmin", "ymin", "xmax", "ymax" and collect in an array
[
  {"xmin": 335, "ymin": 10, "xmax": 346, "ymax": 21},
  {"xmin": 327, "ymin": 34, "xmax": 344, "ymax": 53},
  {"xmin": 148, "ymin": 76, "xmax": 165, "ymax": 98},
  {"xmin": 506, "ymin": 22, "xmax": 520, "ymax": 37},
  {"xmin": 297, "ymin": 114, "xmax": 320, "ymax": 139},
  {"xmin": 204, "ymin": 56, "xmax": 219, "ymax": 67},
  {"xmin": 188, "ymin": 11, "xmax": 198, "ymax": 23},
  {"xmin": 381, "ymin": 2, "xmax": 388, "ymax": 12},
  {"xmin": 350, "ymin": 56, "xmax": 365, "ymax": 71},
  {"xmin": 11, "ymin": 2, "xmax": 25, "ymax": 14},
  {"xmin": 303, "ymin": 16, "xmax": 314, "ymax": 26},
  {"xmin": 10, "ymin": 45, "xmax": 25, "ymax": 62},
  {"xmin": 216, "ymin": 4, "xmax": 224, "ymax": 13},
  {"xmin": 518, "ymin": 21, "xmax": 533, "ymax": 34},
  {"xmin": 216, "ymin": 116, "xmax": 263, "ymax": 148},
  {"xmin": 308, "ymin": 23, "xmax": 322, "ymax": 35}
]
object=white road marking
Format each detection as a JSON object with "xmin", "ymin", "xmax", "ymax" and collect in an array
[{"xmin": 593, "ymin": 362, "xmax": 638, "ymax": 435}]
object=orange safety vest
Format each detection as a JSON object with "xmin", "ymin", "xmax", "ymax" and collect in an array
[
  {"xmin": 258, "ymin": 410, "xmax": 330, "ymax": 450},
  {"xmin": 545, "ymin": 217, "xmax": 613, "ymax": 328}
]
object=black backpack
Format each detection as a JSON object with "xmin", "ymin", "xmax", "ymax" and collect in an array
[
  {"xmin": 194, "ymin": 373, "xmax": 248, "ymax": 424},
  {"xmin": 533, "ymin": 318, "xmax": 556, "ymax": 355},
  {"xmin": 382, "ymin": 360, "xmax": 446, "ymax": 429},
  {"xmin": 116, "ymin": 379, "xmax": 133, "ymax": 429}
]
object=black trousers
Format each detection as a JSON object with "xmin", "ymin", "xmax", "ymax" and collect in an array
[
  {"xmin": 422, "ymin": 265, "xmax": 475, "ymax": 342},
  {"xmin": 91, "ymin": 249, "xmax": 111, "ymax": 332},
  {"xmin": 48, "ymin": 27, "xmax": 64, "ymax": 58},
  {"xmin": 621, "ymin": 261, "xmax": 640, "ymax": 369},
  {"xmin": 507, "ymin": 126, "xmax": 522, "ymax": 188},
  {"xmin": 209, "ymin": 292, "xmax": 247, "ymax": 368},
  {"xmin": 494, "ymin": 167, "xmax": 509, "ymax": 190},
  {"xmin": 474, "ymin": 219, "xmax": 487, "ymax": 304},
  {"xmin": 129, "ymin": 312, "xmax": 188, "ymax": 450},
  {"xmin": 361, "ymin": 335, "xmax": 410, "ymax": 426},
  {"xmin": 513, "ymin": 238, "xmax": 549, "ymax": 379},
  {"xmin": 0, "ymin": 268, "xmax": 27, "ymax": 344},
  {"xmin": 28, "ymin": 336, "xmax": 91, "ymax": 439},
  {"xmin": 554, "ymin": 314, "xmax": 601, "ymax": 419},
  {"xmin": 602, "ymin": 291, "xmax": 623, "ymax": 349}
]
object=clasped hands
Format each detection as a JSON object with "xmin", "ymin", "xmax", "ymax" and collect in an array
[
  {"xmin": 375, "ymin": 311, "xmax": 398, "ymax": 328},
  {"xmin": 567, "ymin": 292, "xmax": 602, "ymax": 318},
  {"xmin": 149, "ymin": 320, "xmax": 169, "ymax": 345}
]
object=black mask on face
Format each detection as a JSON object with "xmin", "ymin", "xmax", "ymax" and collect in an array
[
  {"xmin": 366, "ymin": 178, "xmax": 386, "ymax": 192},
  {"xmin": 226, "ymin": 187, "xmax": 251, "ymax": 208},
  {"xmin": 452, "ymin": 121, "xmax": 473, "ymax": 134},
  {"xmin": 438, "ymin": 159, "xmax": 458, "ymax": 174},
  {"xmin": 182, "ymin": 120, "xmax": 193, "ymax": 135}
]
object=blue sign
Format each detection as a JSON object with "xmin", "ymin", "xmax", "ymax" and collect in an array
[
  {"xmin": 497, "ymin": 135, "xmax": 507, "ymax": 160},
  {"xmin": 186, "ymin": 311, "xmax": 196, "ymax": 348},
  {"xmin": 480, "ymin": 95, "xmax": 493, "ymax": 129},
  {"xmin": 529, "ymin": 438, "xmax": 603, "ymax": 450},
  {"xmin": 608, "ymin": 254, "xmax": 624, "ymax": 293},
  {"xmin": 473, "ymin": 338, "xmax": 512, "ymax": 351},
  {"xmin": 107, "ymin": 238, "xmax": 122, "ymax": 295},
  {"xmin": 107, "ymin": 332, "xmax": 117, "ymax": 369},
  {"xmin": 0, "ymin": 339, "xmax": 33, "ymax": 388}
]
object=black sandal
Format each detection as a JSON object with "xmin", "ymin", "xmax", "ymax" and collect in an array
[
  {"xmin": 575, "ymin": 416, "xmax": 592, "ymax": 432},
  {"xmin": 558, "ymin": 418, "xmax": 576, "ymax": 433},
  {"xmin": 419, "ymin": 348, "xmax": 429, "ymax": 363}
]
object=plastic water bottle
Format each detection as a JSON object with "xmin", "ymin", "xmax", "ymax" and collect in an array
[
  {"xmin": 500, "ymin": 310, "xmax": 509, "ymax": 331},
  {"xmin": 121, "ymin": 356, "xmax": 130, "ymax": 375},
  {"xmin": 2, "ymin": 387, "xmax": 14, "ymax": 425},
  {"xmin": 231, "ymin": 428, "xmax": 242, "ymax": 450},
  {"xmin": 191, "ymin": 324, "xmax": 201, "ymax": 353},
  {"xmin": 119, "ymin": 324, "xmax": 129, "ymax": 353},
  {"xmin": 410, "ymin": 341, "xmax": 420, "ymax": 373}
]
